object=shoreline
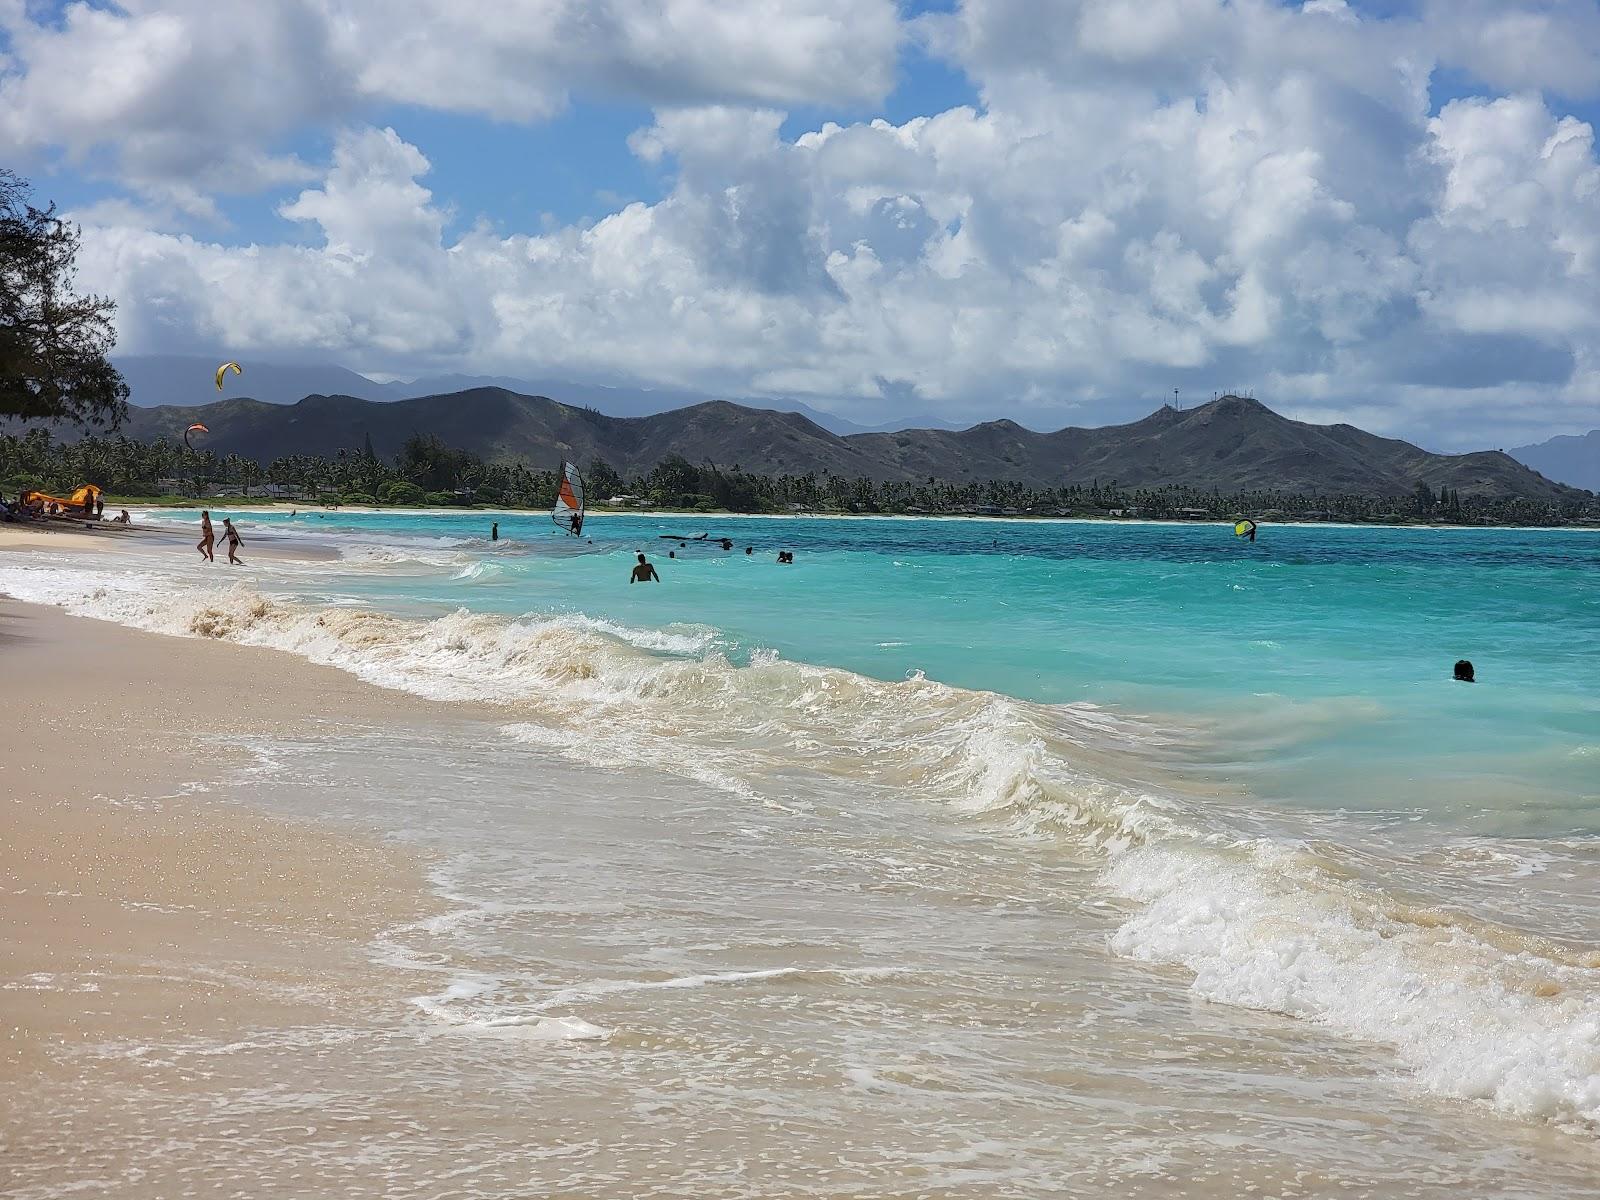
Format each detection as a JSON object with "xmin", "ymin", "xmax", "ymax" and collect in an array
[
  {"xmin": 0, "ymin": 520, "xmax": 338, "ymax": 558},
  {"xmin": 4, "ymin": 522, "xmax": 1599, "ymax": 1193},
  {"xmin": 120, "ymin": 501, "xmax": 1600, "ymax": 535},
  {"xmin": 0, "ymin": 600, "xmax": 448, "ymax": 1191}
]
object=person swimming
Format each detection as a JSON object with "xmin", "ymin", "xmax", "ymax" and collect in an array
[
  {"xmin": 1454, "ymin": 659, "xmax": 1475, "ymax": 683},
  {"xmin": 631, "ymin": 553, "xmax": 661, "ymax": 583}
]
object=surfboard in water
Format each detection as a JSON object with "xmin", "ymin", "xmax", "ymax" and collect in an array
[{"xmin": 552, "ymin": 461, "xmax": 585, "ymax": 536}]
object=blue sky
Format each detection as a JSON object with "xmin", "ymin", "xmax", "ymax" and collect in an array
[
  {"xmin": 12, "ymin": 0, "xmax": 984, "ymax": 244},
  {"xmin": 3, "ymin": 0, "xmax": 1598, "ymax": 447}
]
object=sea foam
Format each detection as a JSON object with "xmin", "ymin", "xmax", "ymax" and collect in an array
[{"xmin": 4, "ymin": 557, "xmax": 1598, "ymax": 1130}]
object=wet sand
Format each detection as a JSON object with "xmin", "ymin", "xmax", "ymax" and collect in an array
[
  {"xmin": 4, "ymin": 532, "xmax": 1598, "ymax": 1199},
  {"xmin": 0, "ymin": 520, "xmax": 335, "ymax": 559},
  {"xmin": 0, "ymin": 600, "xmax": 438, "ymax": 1194}
]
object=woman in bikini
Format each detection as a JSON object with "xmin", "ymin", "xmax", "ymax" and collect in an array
[
  {"xmin": 197, "ymin": 510, "xmax": 215, "ymax": 561},
  {"xmin": 220, "ymin": 517, "xmax": 244, "ymax": 565}
]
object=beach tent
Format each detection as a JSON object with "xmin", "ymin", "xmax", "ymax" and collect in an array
[{"xmin": 21, "ymin": 484, "xmax": 103, "ymax": 513}]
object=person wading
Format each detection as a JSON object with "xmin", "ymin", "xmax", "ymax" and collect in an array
[
  {"xmin": 197, "ymin": 511, "xmax": 215, "ymax": 562},
  {"xmin": 221, "ymin": 517, "xmax": 245, "ymax": 565},
  {"xmin": 630, "ymin": 553, "xmax": 661, "ymax": 583}
]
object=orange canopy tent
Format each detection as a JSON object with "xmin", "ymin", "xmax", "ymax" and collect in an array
[{"xmin": 20, "ymin": 484, "xmax": 103, "ymax": 514}]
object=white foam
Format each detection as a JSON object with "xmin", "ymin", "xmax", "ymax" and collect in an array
[
  {"xmin": 6, "ymin": 552, "xmax": 1599, "ymax": 1129},
  {"xmin": 1105, "ymin": 841, "xmax": 1600, "ymax": 1125},
  {"xmin": 340, "ymin": 543, "xmax": 471, "ymax": 567}
]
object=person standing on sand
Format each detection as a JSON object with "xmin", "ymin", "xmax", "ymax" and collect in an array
[
  {"xmin": 221, "ymin": 518, "xmax": 244, "ymax": 565},
  {"xmin": 630, "ymin": 553, "xmax": 661, "ymax": 583},
  {"xmin": 197, "ymin": 511, "xmax": 215, "ymax": 562}
]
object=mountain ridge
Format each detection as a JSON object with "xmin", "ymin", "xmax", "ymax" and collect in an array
[
  {"xmin": 1509, "ymin": 429, "xmax": 1600, "ymax": 492},
  {"xmin": 107, "ymin": 354, "xmax": 965, "ymax": 436},
  {"xmin": 64, "ymin": 387, "xmax": 1581, "ymax": 501}
]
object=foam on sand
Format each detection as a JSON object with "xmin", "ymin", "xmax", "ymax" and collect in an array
[{"xmin": 4, "ymin": 557, "xmax": 1598, "ymax": 1130}]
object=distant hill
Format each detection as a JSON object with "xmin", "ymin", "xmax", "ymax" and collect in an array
[
  {"xmin": 109, "ymin": 355, "xmax": 920, "ymax": 436},
  {"xmin": 77, "ymin": 389, "xmax": 1580, "ymax": 501},
  {"xmin": 1509, "ymin": 429, "xmax": 1600, "ymax": 491},
  {"xmin": 853, "ymin": 396, "xmax": 1577, "ymax": 497},
  {"xmin": 112, "ymin": 356, "xmax": 403, "ymax": 408}
]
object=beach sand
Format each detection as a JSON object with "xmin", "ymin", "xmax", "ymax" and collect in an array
[
  {"xmin": 0, "ymin": 599, "xmax": 437, "ymax": 1195},
  {"xmin": 0, "ymin": 520, "xmax": 334, "ymax": 559},
  {"xmin": 6, "ymin": 524, "xmax": 1599, "ymax": 1199}
]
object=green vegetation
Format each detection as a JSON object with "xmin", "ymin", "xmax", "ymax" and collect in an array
[
  {"xmin": 3, "ymin": 428, "xmax": 1595, "ymax": 526},
  {"xmin": 1, "ymin": 170, "xmax": 129, "ymax": 428}
]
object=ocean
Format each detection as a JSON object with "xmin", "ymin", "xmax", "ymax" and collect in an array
[{"xmin": 4, "ymin": 510, "xmax": 1598, "ymax": 1196}]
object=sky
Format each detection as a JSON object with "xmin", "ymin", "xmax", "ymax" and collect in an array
[{"xmin": 3, "ymin": 0, "xmax": 1599, "ymax": 449}]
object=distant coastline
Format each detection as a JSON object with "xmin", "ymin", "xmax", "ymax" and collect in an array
[{"xmin": 123, "ymin": 499, "xmax": 1600, "ymax": 534}]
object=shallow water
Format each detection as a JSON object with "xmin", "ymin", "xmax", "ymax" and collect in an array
[{"xmin": 4, "ymin": 512, "xmax": 1598, "ymax": 1195}]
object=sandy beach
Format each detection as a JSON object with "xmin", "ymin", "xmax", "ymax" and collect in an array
[
  {"xmin": 0, "ymin": 595, "xmax": 438, "ymax": 1195},
  {"xmin": 4, "ymin": 516, "xmax": 1598, "ymax": 1198}
]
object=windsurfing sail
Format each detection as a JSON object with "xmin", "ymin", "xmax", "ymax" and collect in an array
[
  {"xmin": 552, "ymin": 461, "xmax": 585, "ymax": 535},
  {"xmin": 1234, "ymin": 519, "xmax": 1257, "ymax": 542}
]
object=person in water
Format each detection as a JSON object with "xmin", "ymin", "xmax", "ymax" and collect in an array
[
  {"xmin": 491, "ymin": 522, "xmax": 499, "ymax": 542},
  {"xmin": 220, "ymin": 517, "xmax": 244, "ymax": 565},
  {"xmin": 197, "ymin": 510, "xmax": 215, "ymax": 562},
  {"xmin": 745, "ymin": 546, "xmax": 753, "ymax": 555},
  {"xmin": 1454, "ymin": 659, "xmax": 1475, "ymax": 683},
  {"xmin": 631, "ymin": 552, "xmax": 661, "ymax": 583}
]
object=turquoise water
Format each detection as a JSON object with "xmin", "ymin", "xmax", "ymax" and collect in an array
[
  {"xmin": 227, "ymin": 510, "xmax": 1600, "ymax": 833},
  {"xmin": 10, "ymin": 509, "xmax": 1600, "ymax": 1150}
]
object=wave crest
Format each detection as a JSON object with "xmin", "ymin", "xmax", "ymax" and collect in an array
[{"xmin": 5, "ymin": 562, "xmax": 1598, "ymax": 1129}]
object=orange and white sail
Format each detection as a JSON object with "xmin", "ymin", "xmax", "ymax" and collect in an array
[{"xmin": 551, "ymin": 461, "xmax": 585, "ymax": 535}]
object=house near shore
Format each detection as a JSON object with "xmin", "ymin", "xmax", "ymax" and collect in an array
[{"xmin": 204, "ymin": 482, "xmax": 300, "ymax": 499}]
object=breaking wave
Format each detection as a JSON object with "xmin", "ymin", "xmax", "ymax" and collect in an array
[{"xmin": 4, "ymin": 561, "xmax": 1597, "ymax": 1130}]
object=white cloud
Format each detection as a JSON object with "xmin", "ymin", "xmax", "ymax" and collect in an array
[
  {"xmin": 1425, "ymin": 0, "xmax": 1600, "ymax": 101},
  {"xmin": 22, "ymin": 0, "xmax": 1600, "ymax": 446},
  {"xmin": 0, "ymin": 0, "xmax": 900, "ymax": 195}
]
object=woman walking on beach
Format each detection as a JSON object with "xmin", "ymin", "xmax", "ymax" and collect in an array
[
  {"xmin": 197, "ymin": 511, "xmax": 215, "ymax": 562},
  {"xmin": 221, "ymin": 518, "xmax": 244, "ymax": 565}
]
